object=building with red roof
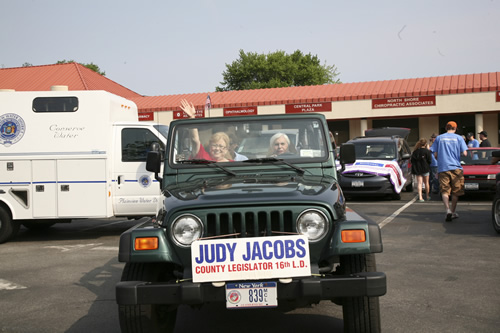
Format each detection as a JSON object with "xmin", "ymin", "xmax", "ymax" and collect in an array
[{"xmin": 1, "ymin": 63, "xmax": 499, "ymax": 146}]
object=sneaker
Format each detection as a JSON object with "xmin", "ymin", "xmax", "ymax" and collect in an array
[
  {"xmin": 452, "ymin": 212, "xmax": 459, "ymax": 219},
  {"xmin": 445, "ymin": 210, "xmax": 452, "ymax": 222}
]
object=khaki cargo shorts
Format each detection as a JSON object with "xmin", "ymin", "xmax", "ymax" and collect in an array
[{"xmin": 438, "ymin": 169, "xmax": 464, "ymax": 196}]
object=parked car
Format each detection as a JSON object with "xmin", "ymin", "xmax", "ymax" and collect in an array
[
  {"xmin": 461, "ymin": 147, "xmax": 500, "ymax": 194},
  {"xmin": 491, "ymin": 150, "xmax": 500, "ymax": 234},
  {"xmin": 339, "ymin": 127, "xmax": 412, "ymax": 200},
  {"xmin": 492, "ymin": 172, "xmax": 500, "ymax": 233}
]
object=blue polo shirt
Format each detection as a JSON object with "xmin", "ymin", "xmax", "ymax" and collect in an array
[
  {"xmin": 430, "ymin": 132, "xmax": 468, "ymax": 173},
  {"xmin": 467, "ymin": 139, "xmax": 479, "ymax": 148}
]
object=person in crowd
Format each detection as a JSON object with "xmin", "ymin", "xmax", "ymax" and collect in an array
[
  {"xmin": 228, "ymin": 133, "xmax": 248, "ymax": 161},
  {"xmin": 411, "ymin": 138, "xmax": 432, "ymax": 202},
  {"xmin": 430, "ymin": 121, "xmax": 468, "ymax": 222},
  {"xmin": 428, "ymin": 133, "xmax": 439, "ymax": 194},
  {"xmin": 466, "ymin": 133, "xmax": 480, "ymax": 148},
  {"xmin": 479, "ymin": 130, "xmax": 492, "ymax": 147},
  {"xmin": 267, "ymin": 133, "xmax": 297, "ymax": 156},
  {"xmin": 466, "ymin": 132, "xmax": 480, "ymax": 160},
  {"xmin": 179, "ymin": 99, "xmax": 232, "ymax": 162}
]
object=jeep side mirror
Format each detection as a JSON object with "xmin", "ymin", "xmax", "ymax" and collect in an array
[
  {"xmin": 146, "ymin": 148, "xmax": 163, "ymax": 188},
  {"xmin": 339, "ymin": 143, "xmax": 356, "ymax": 171}
]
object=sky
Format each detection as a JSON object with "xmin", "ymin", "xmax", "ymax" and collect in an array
[{"xmin": 1, "ymin": 0, "xmax": 499, "ymax": 97}]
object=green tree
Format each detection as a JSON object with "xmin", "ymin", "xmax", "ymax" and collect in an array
[
  {"xmin": 216, "ymin": 50, "xmax": 340, "ymax": 91},
  {"xmin": 56, "ymin": 60, "xmax": 106, "ymax": 76},
  {"xmin": 22, "ymin": 62, "xmax": 33, "ymax": 67}
]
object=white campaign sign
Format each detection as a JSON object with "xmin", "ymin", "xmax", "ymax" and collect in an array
[{"xmin": 191, "ymin": 235, "xmax": 311, "ymax": 283}]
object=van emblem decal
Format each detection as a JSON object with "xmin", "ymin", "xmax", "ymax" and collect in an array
[
  {"xmin": 139, "ymin": 175, "xmax": 152, "ymax": 188},
  {"xmin": 0, "ymin": 113, "xmax": 26, "ymax": 147}
]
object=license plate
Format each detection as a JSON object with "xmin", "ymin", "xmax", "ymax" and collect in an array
[
  {"xmin": 465, "ymin": 183, "xmax": 479, "ymax": 190},
  {"xmin": 226, "ymin": 281, "xmax": 277, "ymax": 309},
  {"xmin": 352, "ymin": 180, "xmax": 364, "ymax": 187}
]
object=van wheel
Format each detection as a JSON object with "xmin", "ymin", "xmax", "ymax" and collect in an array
[
  {"xmin": 118, "ymin": 263, "xmax": 177, "ymax": 333},
  {"xmin": 0, "ymin": 207, "xmax": 19, "ymax": 244},
  {"xmin": 340, "ymin": 254, "xmax": 381, "ymax": 333}
]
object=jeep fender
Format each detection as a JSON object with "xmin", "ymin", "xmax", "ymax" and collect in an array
[
  {"xmin": 118, "ymin": 219, "xmax": 183, "ymax": 265},
  {"xmin": 328, "ymin": 208, "xmax": 383, "ymax": 256}
]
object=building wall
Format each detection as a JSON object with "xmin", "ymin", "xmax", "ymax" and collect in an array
[{"xmin": 150, "ymin": 91, "xmax": 500, "ymax": 147}]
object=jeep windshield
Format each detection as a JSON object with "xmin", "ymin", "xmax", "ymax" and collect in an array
[
  {"xmin": 353, "ymin": 142, "xmax": 396, "ymax": 160},
  {"xmin": 170, "ymin": 116, "xmax": 329, "ymax": 165}
]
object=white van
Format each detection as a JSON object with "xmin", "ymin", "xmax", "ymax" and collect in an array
[{"xmin": 0, "ymin": 89, "xmax": 167, "ymax": 243}]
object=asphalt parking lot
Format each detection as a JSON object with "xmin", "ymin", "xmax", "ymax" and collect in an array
[{"xmin": 1, "ymin": 191, "xmax": 499, "ymax": 332}]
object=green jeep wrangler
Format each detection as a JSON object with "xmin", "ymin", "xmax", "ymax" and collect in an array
[{"xmin": 116, "ymin": 113, "xmax": 386, "ymax": 332}]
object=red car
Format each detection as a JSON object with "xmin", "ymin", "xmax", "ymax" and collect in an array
[{"xmin": 461, "ymin": 147, "xmax": 500, "ymax": 194}]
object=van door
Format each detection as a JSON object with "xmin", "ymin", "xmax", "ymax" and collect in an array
[
  {"xmin": 57, "ymin": 159, "xmax": 107, "ymax": 217},
  {"xmin": 112, "ymin": 126, "xmax": 164, "ymax": 217}
]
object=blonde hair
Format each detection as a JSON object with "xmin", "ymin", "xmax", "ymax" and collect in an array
[{"xmin": 209, "ymin": 132, "xmax": 232, "ymax": 160}]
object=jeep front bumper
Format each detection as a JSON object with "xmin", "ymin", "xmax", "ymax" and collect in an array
[{"xmin": 116, "ymin": 272, "xmax": 386, "ymax": 305}]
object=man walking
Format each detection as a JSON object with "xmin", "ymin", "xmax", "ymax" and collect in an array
[
  {"xmin": 430, "ymin": 121, "xmax": 468, "ymax": 222},
  {"xmin": 429, "ymin": 133, "xmax": 439, "ymax": 193},
  {"xmin": 478, "ymin": 130, "xmax": 491, "ymax": 147}
]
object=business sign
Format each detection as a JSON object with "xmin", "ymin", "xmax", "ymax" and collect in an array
[
  {"xmin": 285, "ymin": 102, "xmax": 332, "ymax": 114},
  {"xmin": 224, "ymin": 106, "xmax": 258, "ymax": 117},
  {"xmin": 138, "ymin": 112, "xmax": 153, "ymax": 121},
  {"xmin": 372, "ymin": 96, "xmax": 436, "ymax": 109},
  {"xmin": 191, "ymin": 235, "xmax": 311, "ymax": 283},
  {"xmin": 496, "ymin": 91, "xmax": 500, "ymax": 102},
  {"xmin": 173, "ymin": 109, "xmax": 205, "ymax": 119}
]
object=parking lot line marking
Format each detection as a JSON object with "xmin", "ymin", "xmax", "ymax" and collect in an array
[
  {"xmin": 43, "ymin": 243, "xmax": 102, "ymax": 252},
  {"xmin": 0, "ymin": 279, "xmax": 27, "ymax": 290},
  {"xmin": 91, "ymin": 246, "xmax": 119, "ymax": 251},
  {"xmin": 379, "ymin": 197, "xmax": 417, "ymax": 229}
]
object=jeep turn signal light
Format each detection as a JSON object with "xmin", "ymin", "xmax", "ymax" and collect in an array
[
  {"xmin": 135, "ymin": 237, "xmax": 159, "ymax": 251},
  {"xmin": 341, "ymin": 230, "xmax": 366, "ymax": 243}
]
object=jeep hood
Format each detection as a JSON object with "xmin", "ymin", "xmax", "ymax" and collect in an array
[{"xmin": 164, "ymin": 174, "xmax": 336, "ymax": 205}]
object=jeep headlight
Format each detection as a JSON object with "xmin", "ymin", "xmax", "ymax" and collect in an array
[
  {"xmin": 171, "ymin": 214, "xmax": 203, "ymax": 246},
  {"xmin": 296, "ymin": 209, "xmax": 328, "ymax": 241}
]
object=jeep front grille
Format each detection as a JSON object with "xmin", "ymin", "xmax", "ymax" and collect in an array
[{"xmin": 205, "ymin": 210, "xmax": 295, "ymax": 238}]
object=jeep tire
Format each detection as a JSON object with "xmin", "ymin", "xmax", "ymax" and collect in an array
[
  {"xmin": 340, "ymin": 254, "xmax": 381, "ymax": 333},
  {"xmin": 118, "ymin": 263, "xmax": 178, "ymax": 333}
]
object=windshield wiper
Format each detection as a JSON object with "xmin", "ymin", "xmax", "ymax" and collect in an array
[
  {"xmin": 178, "ymin": 159, "xmax": 236, "ymax": 176},
  {"xmin": 243, "ymin": 157, "xmax": 305, "ymax": 175}
]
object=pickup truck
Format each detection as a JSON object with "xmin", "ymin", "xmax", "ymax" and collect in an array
[{"xmin": 116, "ymin": 113, "xmax": 386, "ymax": 332}]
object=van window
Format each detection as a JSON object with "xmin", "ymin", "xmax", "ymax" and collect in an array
[
  {"xmin": 122, "ymin": 128, "xmax": 165, "ymax": 162},
  {"xmin": 32, "ymin": 97, "xmax": 79, "ymax": 112}
]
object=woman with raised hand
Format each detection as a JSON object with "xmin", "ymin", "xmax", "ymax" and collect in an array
[{"xmin": 179, "ymin": 99, "xmax": 232, "ymax": 162}]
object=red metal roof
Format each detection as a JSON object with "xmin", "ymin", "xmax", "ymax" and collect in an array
[
  {"xmin": 132, "ymin": 72, "xmax": 500, "ymax": 113},
  {"xmin": 1, "ymin": 64, "xmax": 498, "ymax": 114},
  {"xmin": 0, "ymin": 63, "xmax": 142, "ymax": 98}
]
